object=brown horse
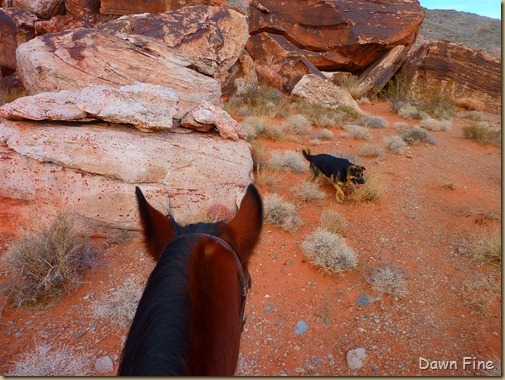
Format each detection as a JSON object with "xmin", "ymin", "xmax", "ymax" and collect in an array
[{"xmin": 118, "ymin": 184, "xmax": 263, "ymax": 376}]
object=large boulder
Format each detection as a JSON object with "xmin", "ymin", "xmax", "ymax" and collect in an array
[
  {"xmin": 246, "ymin": 0, "xmax": 425, "ymax": 73},
  {"xmin": 7, "ymin": 0, "xmax": 64, "ymax": 19},
  {"xmin": 0, "ymin": 83, "xmax": 179, "ymax": 131},
  {"xmin": 100, "ymin": 0, "xmax": 219, "ymax": 16},
  {"xmin": 0, "ymin": 8, "xmax": 37, "ymax": 74},
  {"xmin": 98, "ymin": 6, "xmax": 248, "ymax": 77},
  {"xmin": 15, "ymin": 28, "xmax": 221, "ymax": 118},
  {"xmin": 0, "ymin": 121, "xmax": 254, "ymax": 229},
  {"xmin": 291, "ymin": 74, "xmax": 364, "ymax": 115},
  {"xmin": 403, "ymin": 40, "xmax": 501, "ymax": 114}
]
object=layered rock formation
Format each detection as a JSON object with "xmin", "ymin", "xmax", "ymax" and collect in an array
[
  {"xmin": 0, "ymin": 121, "xmax": 253, "ymax": 229},
  {"xmin": 403, "ymin": 40, "xmax": 501, "ymax": 114},
  {"xmin": 246, "ymin": 0, "xmax": 425, "ymax": 73}
]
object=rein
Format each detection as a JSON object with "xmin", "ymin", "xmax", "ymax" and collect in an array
[{"xmin": 168, "ymin": 221, "xmax": 251, "ymax": 331}]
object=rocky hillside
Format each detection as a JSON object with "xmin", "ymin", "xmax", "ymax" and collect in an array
[{"xmin": 420, "ymin": 9, "xmax": 501, "ymax": 58}]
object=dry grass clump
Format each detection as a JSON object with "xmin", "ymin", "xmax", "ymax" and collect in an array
[
  {"xmin": 7, "ymin": 342, "xmax": 92, "ymax": 376},
  {"xmin": 310, "ymin": 129, "xmax": 334, "ymax": 141},
  {"xmin": 318, "ymin": 209, "xmax": 348, "ymax": 235},
  {"xmin": 418, "ymin": 90, "xmax": 456, "ymax": 119},
  {"xmin": 466, "ymin": 110, "xmax": 484, "ymax": 121},
  {"xmin": 1, "ymin": 213, "xmax": 97, "ymax": 308},
  {"xmin": 359, "ymin": 143, "xmax": 386, "ymax": 158},
  {"xmin": 290, "ymin": 181, "xmax": 327, "ymax": 202},
  {"xmin": 349, "ymin": 170, "xmax": 385, "ymax": 203},
  {"xmin": 397, "ymin": 124, "xmax": 429, "ymax": 145},
  {"xmin": 383, "ymin": 135, "xmax": 408, "ymax": 154},
  {"xmin": 343, "ymin": 125, "xmax": 371, "ymax": 141},
  {"xmin": 92, "ymin": 277, "xmax": 144, "ymax": 327},
  {"xmin": 460, "ymin": 272, "xmax": 500, "ymax": 315},
  {"xmin": 301, "ymin": 228, "xmax": 358, "ymax": 275},
  {"xmin": 284, "ymin": 114, "xmax": 312, "ymax": 135},
  {"xmin": 341, "ymin": 74, "xmax": 361, "ymax": 99},
  {"xmin": 267, "ymin": 150, "xmax": 307, "ymax": 173},
  {"xmin": 241, "ymin": 116, "xmax": 268, "ymax": 140},
  {"xmin": 463, "ymin": 228, "xmax": 501, "ymax": 267},
  {"xmin": 420, "ymin": 117, "xmax": 452, "ymax": 132},
  {"xmin": 368, "ymin": 264, "xmax": 407, "ymax": 298},
  {"xmin": 225, "ymin": 84, "xmax": 289, "ymax": 118},
  {"xmin": 397, "ymin": 103, "xmax": 423, "ymax": 120},
  {"xmin": 359, "ymin": 115, "xmax": 389, "ymax": 128},
  {"xmin": 462, "ymin": 121, "xmax": 501, "ymax": 146},
  {"xmin": 292, "ymin": 100, "xmax": 360, "ymax": 126},
  {"xmin": 263, "ymin": 193, "xmax": 302, "ymax": 231},
  {"xmin": 254, "ymin": 164, "xmax": 283, "ymax": 188}
]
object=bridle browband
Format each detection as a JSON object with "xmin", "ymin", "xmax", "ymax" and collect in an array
[{"xmin": 167, "ymin": 219, "xmax": 251, "ymax": 331}]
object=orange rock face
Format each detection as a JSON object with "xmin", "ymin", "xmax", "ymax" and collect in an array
[{"xmin": 246, "ymin": 0, "xmax": 425, "ymax": 73}]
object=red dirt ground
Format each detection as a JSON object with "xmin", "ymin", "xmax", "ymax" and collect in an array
[{"xmin": 0, "ymin": 100, "xmax": 501, "ymax": 376}]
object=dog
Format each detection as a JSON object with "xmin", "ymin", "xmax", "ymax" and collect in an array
[{"xmin": 302, "ymin": 147, "xmax": 366, "ymax": 203}]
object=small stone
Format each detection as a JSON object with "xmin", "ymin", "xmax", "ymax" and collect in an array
[
  {"xmin": 295, "ymin": 320, "xmax": 309, "ymax": 335},
  {"xmin": 347, "ymin": 347, "xmax": 367, "ymax": 370},
  {"xmin": 356, "ymin": 295, "xmax": 370, "ymax": 306},
  {"xmin": 95, "ymin": 355, "xmax": 114, "ymax": 374},
  {"xmin": 265, "ymin": 305, "xmax": 273, "ymax": 312}
]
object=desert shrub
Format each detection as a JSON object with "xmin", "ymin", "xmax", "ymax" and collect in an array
[
  {"xmin": 418, "ymin": 89, "xmax": 456, "ymax": 119},
  {"xmin": 285, "ymin": 114, "xmax": 312, "ymax": 135},
  {"xmin": 341, "ymin": 74, "xmax": 361, "ymax": 99},
  {"xmin": 7, "ymin": 342, "xmax": 92, "ymax": 376},
  {"xmin": 460, "ymin": 272, "xmax": 500, "ymax": 315},
  {"xmin": 318, "ymin": 210, "xmax": 348, "ymax": 235},
  {"xmin": 206, "ymin": 204, "xmax": 234, "ymax": 222},
  {"xmin": 291, "ymin": 99, "xmax": 360, "ymax": 126},
  {"xmin": 250, "ymin": 139, "xmax": 266, "ymax": 169},
  {"xmin": 397, "ymin": 103, "xmax": 424, "ymax": 120},
  {"xmin": 310, "ymin": 129, "xmax": 334, "ymax": 140},
  {"xmin": 225, "ymin": 84, "xmax": 289, "ymax": 118},
  {"xmin": 92, "ymin": 277, "xmax": 144, "ymax": 327},
  {"xmin": 254, "ymin": 164, "xmax": 282, "ymax": 188},
  {"xmin": 359, "ymin": 97, "xmax": 370, "ymax": 104},
  {"xmin": 359, "ymin": 115, "xmax": 389, "ymax": 128},
  {"xmin": 267, "ymin": 150, "xmax": 307, "ymax": 173},
  {"xmin": 241, "ymin": 116, "xmax": 268, "ymax": 140},
  {"xmin": 466, "ymin": 110, "xmax": 484, "ymax": 121},
  {"xmin": 380, "ymin": 73, "xmax": 411, "ymax": 112},
  {"xmin": 290, "ymin": 181, "xmax": 327, "ymax": 202},
  {"xmin": 343, "ymin": 125, "xmax": 371, "ymax": 141},
  {"xmin": 368, "ymin": 263, "xmax": 407, "ymax": 298},
  {"xmin": 301, "ymin": 228, "xmax": 357, "ymax": 275},
  {"xmin": 1, "ymin": 213, "xmax": 97, "ymax": 308},
  {"xmin": 383, "ymin": 135, "xmax": 407, "ymax": 154},
  {"xmin": 420, "ymin": 117, "xmax": 452, "ymax": 132},
  {"xmin": 462, "ymin": 122, "xmax": 501, "ymax": 146},
  {"xmin": 349, "ymin": 170, "xmax": 385, "ymax": 203},
  {"xmin": 397, "ymin": 124, "xmax": 429, "ymax": 144},
  {"xmin": 263, "ymin": 194, "xmax": 301, "ymax": 231},
  {"xmin": 463, "ymin": 228, "xmax": 501, "ymax": 267},
  {"xmin": 359, "ymin": 143, "xmax": 386, "ymax": 158}
]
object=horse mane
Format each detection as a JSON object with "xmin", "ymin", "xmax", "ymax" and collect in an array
[{"xmin": 118, "ymin": 222, "xmax": 228, "ymax": 376}]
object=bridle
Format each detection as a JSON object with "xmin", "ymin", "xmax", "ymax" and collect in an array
[{"xmin": 168, "ymin": 218, "xmax": 251, "ymax": 331}]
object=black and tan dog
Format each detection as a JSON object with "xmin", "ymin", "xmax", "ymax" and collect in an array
[{"xmin": 302, "ymin": 148, "xmax": 366, "ymax": 203}]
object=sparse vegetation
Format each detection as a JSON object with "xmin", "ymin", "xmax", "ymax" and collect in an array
[
  {"xmin": 7, "ymin": 342, "xmax": 92, "ymax": 376},
  {"xmin": 368, "ymin": 263, "xmax": 407, "ymax": 298},
  {"xmin": 310, "ymin": 129, "xmax": 334, "ymax": 141},
  {"xmin": 383, "ymin": 135, "xmax": 408, "ymax": 154},
  {"xmin": 460, "ymin": 272, "xmax": 500, "ymax": 315},
  {"xmin": 318, "ymin": 210, "xmax": 348, "ymax": 235},
  {"xmin": 263, "ymin": 193, "xmax": 301, "ymax": 231},
  {"xmin": 267, "ymin": 150, "xmax": 307, "ymax": 173},
  {"xmin": 349, "ymin": 170, "xmax": 385, "ymax": 203},
  {"xmin": 292, "ymin": 100, "xmax": 360, "ymax": 126},
  {"xmin": 359, "ymin": 143, "xmax": 386, "ymax": 158},
  {"xmin": 462, "ymin": 122, "xmax": 501, "ymax": 146},
  {"xmin": 463, "ymin": 228, "xmax": 501, "ymax": 267},
  {"xmin": 343, "ymin": 125, "xmax": 371, "ymax": 141},
  {"xmin": 420, "ymin": 117, "xmax": 452, "ymax": 132},
  {"xmin": 398, "ymin": 103, "xmax": 423, "ymax": 120},
  {"xmin": 284, "ymin": 114, "xmax": 312, "ymax": 135},
  {"xmin": 291, "ymin": 181, "xmax": 327, "ymax": 202},
  {"xmin": 397, "ymin": 124, "xmax": 429, "ymax": 145},
  {"xmin": 0, "ymin": 213, "xmax": 97, "ymax": 308},
  {"xmin": 359, "ymin": 115, "xmax": 389, "ymax": 128},
  {"xmin": 92, "ymin": 277, "xmax": 144, "ymax": 327},
  {"xmin": 241, "ymin": 116, "xmax": 268, "ymax": 140},
  {"xmin": 467, "ymin": 110, "xmax": 484, "ymax": 121},
  {"xmin": 301, "ymin": 228, "xmax": 358, "ymax": 275},
  {"xmin": 206, "ymin": 203, "xmax": 234, "ymax": 222},
  {"xmin": 225, "ymin": 84, "xmax": 289, "ymax": 118}
]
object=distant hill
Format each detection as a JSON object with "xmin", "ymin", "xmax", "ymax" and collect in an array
[{"xmin": 420, "ymin": 9, "xmax": 501, "ymax": 59}]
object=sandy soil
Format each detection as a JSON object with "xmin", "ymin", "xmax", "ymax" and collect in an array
[{"xmin": 0, "ymin": 100, "xmax": 501, "ymax": 376}]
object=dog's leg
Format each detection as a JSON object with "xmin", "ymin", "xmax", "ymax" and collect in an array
[
  {"xmin": 310, "ymin": 164, "xmax": 320, "ymax": 183},
  {"xmin": 331, "ymin": 177, "xmax": 345, "ymax": 203}
]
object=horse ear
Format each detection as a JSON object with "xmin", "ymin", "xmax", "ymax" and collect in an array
[
  {"xmin": 227, "ymin": 184, "xmax": 263, "ymax": 265},
  {"xmin": 135, "ymin": 186, "xmax": 176, "ymax": 261}
]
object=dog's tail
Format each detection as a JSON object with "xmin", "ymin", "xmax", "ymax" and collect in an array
[{"xmin": 302, "ymin": 147, "xmax": 311, "ymax": 162}]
